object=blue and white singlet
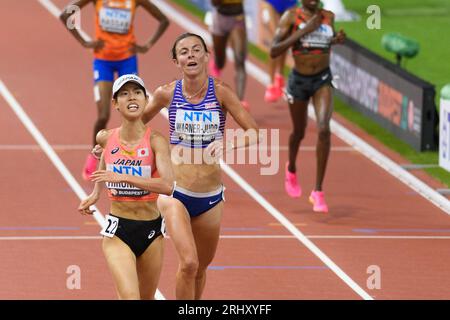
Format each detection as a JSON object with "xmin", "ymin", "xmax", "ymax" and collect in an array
[{"xmin": 168, "ymin": 77, "xmax": 226, "ymax": 148}]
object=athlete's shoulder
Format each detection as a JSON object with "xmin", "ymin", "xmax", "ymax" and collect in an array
[
  {"xmin": 155, "ymin": 81, "xmax": 176, "ymax": 96},
  {"xmin": 213, "ymin": 77, "xmax": 230, "ymax": 91},
  {"xmin": 96, "ymin": 128, "xmax": 113, "ymax": 147},
  {"xmin": 284, "ymin": 7, "xmax": 298, "ymax": 17},
  {"xmin": 280, "ymin": 7, "xmax": 297, "ymax": 24},
  {"xmin": 153, "ymin": 81, "xmax": 176, "ymax": 102},
  {"xmin": 150, "ymin": 130, "xmax": 169, "ymax": 150},
  {"xmin": 213, "ymin": 77, "xmax": 233, "ymax": 96},
  {"xmin": 213, "ymin": 78, "xmax": 238, "ymax": 107},
  {"xmin": 321, "ymin": 9, "xmax": 335, "ymax": 19},
  {"xmin": 150, "ymin": 129, "xmax": 166, "ymax": 140}
]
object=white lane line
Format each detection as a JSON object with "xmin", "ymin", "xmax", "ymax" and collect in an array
[
  {"xmin": 221, "ymin": 235, "xmax": 450, "ymax": 239},
  {"xmin": 328, "ymin": 117, "xmax": 450, "ymax": 214},
  {"xmin": 36, "ymin": 0, "xmax": 372, "ymax": 300},
  {"xmin": 24, "ymin": 1, "xmax": 167, "ymax": 301},
  {"xmin": 2, "ymin": 235, "xmax": 448, "ymax": 241},
  {"xmin": 152, "ymin": 0, "xmax": 450, "ymax": 216},
  {"xmin": 0, "ymin": 236, "xmax": 103, "ymax": 240},
  {"xmin": 1, "ymin": 78, "xmax": 170, "ymax": 299},
  {"xmin": 38, "ymin": 0, "xmax": 91, "ymax": 41},
  {"xmin": 221, "ymin": 163, "xmax": 374, "ymax": 299},
  {"xmin": 152, "ymin": 0, "xmax": 373, "ymax": 301},
  {"xmin": 307, "ymin": 235, "xmax": 450, "ymax": 239},
  {"xmin": 38, "ymin": 0, "xmax": 445, "ymax": 301},
  {"xmin": 0, "ymin": 144, "xmax": 91, "ymax": 150},
  {"xmin": 0, "ymin": 80, "xmax": 105, "ymax": 228},
  {"xmin": 0, "ymin": 144, "xmax": 354, "ymax": 152}
]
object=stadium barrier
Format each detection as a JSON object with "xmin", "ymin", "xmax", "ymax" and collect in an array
[
  {"xmin": 331, "ymin": 39, "xmax": 438, "ymax": 151},
  {"xmin": 439, "ymin": 85, "xmax": 450, "ymax": 172}
]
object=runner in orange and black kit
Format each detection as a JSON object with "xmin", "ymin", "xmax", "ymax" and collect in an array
[
  {"xmin": 270, "ymin": 0, "xmax": 345, "ymax": 212},
  {"xmin": 60, "ymin": 0, "xmax": 169, "ymax": 181},
  {"xmin": 78, "ymin": 74, "xmax": 174, "ymax": 299},
  {"xmin": 208, "ymin": 0, "xmax": 249, "ymax": 110}
]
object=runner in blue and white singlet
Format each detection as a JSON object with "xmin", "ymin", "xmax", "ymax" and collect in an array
[
  {"xmin": 141, "ymin": 33, "xmax": 259, "ymax": 300},
  {"xmin": 168, "ymin": 77, "xmax": 226, "ymax": 148}
]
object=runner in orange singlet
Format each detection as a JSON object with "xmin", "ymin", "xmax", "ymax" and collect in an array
[{"xmin": 60, "ymin": 0, "xmax": 169, "ymax": 180}]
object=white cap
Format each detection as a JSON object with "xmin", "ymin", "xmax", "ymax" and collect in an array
[{"xmin": 112, "ymin": 74, "xmax": 147, "ymax": 98}]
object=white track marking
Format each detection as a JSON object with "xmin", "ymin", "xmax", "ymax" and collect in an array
[
  {"xmin": 38, "ymin": 0, "xmax": 91, "ymax": 41},
  {"xmin": 0, "ymin": 80, "xmax": 105, "ymax": 228},
  {"xmin": 220, "ymin": 235, "xmax": 450, "ymax": 240},
  {"xmin": 328, "ymin": 117, "xmax": 450, "ymax": 214},
  {"xmin": 151, "ymin": 0, "xmax": 378, "ymax": 300},
  {"xmin": 36, "ymin": 0, "xmax": 371, "ymax": 300},
  {"xmin": 37, "ymin": 0, "xmax": 449, "ymax": 300},
  {"xmin": 0, "ymin": 236, "xmax": 104, "ymax": 240},
  {"xmin": 0, "ymin": 144, "xmax": 354, "ymax": 152},
  {"xmin": 35, "ymin": 0, "xmax": 165, "ymax": 300},
  {"xmin": 0, "ymin": 144, "xmax": 91, "ymax": 150},
  {"xmin": 1, "ymin": 80, "xmax": 166, "ymax": 301},
  {"xmin": 2, "ymin": 235, "xmax": 448, "ymax": 240}
]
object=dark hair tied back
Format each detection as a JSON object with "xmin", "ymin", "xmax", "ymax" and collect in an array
[{"xmin": 171, "ymin": 32, "xmax": 209, "ymax": 60}]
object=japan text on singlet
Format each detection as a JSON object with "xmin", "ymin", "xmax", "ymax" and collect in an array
[
  {"xmin": 292, "ymin": 7, "xmax": 334, "ymax": 56},
  {"xmin": 94, "ymin": 0, "xmax": 137, "ymax": 60},
  {"xmin": 168, "ymin": 77, "xmax": 226, "ymax": 149},
  {"xmin": 103, "ymin": 127, "xmax": 159, "ymax": 201}
]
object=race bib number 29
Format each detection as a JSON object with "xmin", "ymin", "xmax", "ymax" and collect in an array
[{"xmin": 100, "ymin": 215, "xmax": 119, "ymax": 238}]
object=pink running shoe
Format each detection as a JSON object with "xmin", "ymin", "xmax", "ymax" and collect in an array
[
  {"xmin": 274, "ymin": 73, "xmax": 285, "ymax": 90},
  {"xmin": 309, "ymin": 191, "xmax": 329, "ymax": 213},
  {"xmin": 209, "ymin": 59, "xmax": 221, "ymax": 78},
  {"xmin": 284, "ymin": 162, "xmax": 301, "ymax": 198},
  {"xmin": 82, "ymin": 153, "xmax": 99, "ymax": 181},
  {"xmin": 264, "ymin": 84, "xmax": 281, "ymax": 103}
]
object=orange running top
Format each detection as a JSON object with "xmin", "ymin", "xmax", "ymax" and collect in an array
[
  {"xmin": 103, "ymin": 127, "xmax": 159, "ymax": 202},
  {"xmin": 94, "ymin": 0, "xmax": 137, "ymax": 61}
]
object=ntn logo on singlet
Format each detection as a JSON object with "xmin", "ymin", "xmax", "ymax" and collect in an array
[
  {"xmin": 182, "ymin": 110, "xmax": 218, "ymax": 122},
  {"xmin": 99, "ymin": 7, "xmax": 132, "ymax": 34},
  {"xmin": 106, "ymin": 163, "xmax": 151, "ymax": 177},
  {"xmin": 106, "ymin": 163, "xmax": 151, "ymax": 194},
  {"xmin": 102, "ymin": 7, "xmax": 130, "ymax": 18}
]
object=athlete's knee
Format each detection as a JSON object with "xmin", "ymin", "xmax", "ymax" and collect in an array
[
  {"xmin": 157, "ymin": 196, "xmax": 183, "ymax": 217},
  {"xmin": 318, "ymin": 127, "xmax": 331, "ymax": 141},
  {"xmin": 290, "ymin": 130, "xmax": 305, "ymax": 142},
  {"xmin": 180, "ymin": 257, "xmax": 199, "ymax": 278},
  {"xmin": 118, "ymin": 289, "xmax": 140, "ymax": 300},
  {"xmin": 195, "ymin": 265, "xmax": 208, "ymax": 282},
  {"xmin": 234, "ymin": 54, "xmax": 246, "ymax": 70}
]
